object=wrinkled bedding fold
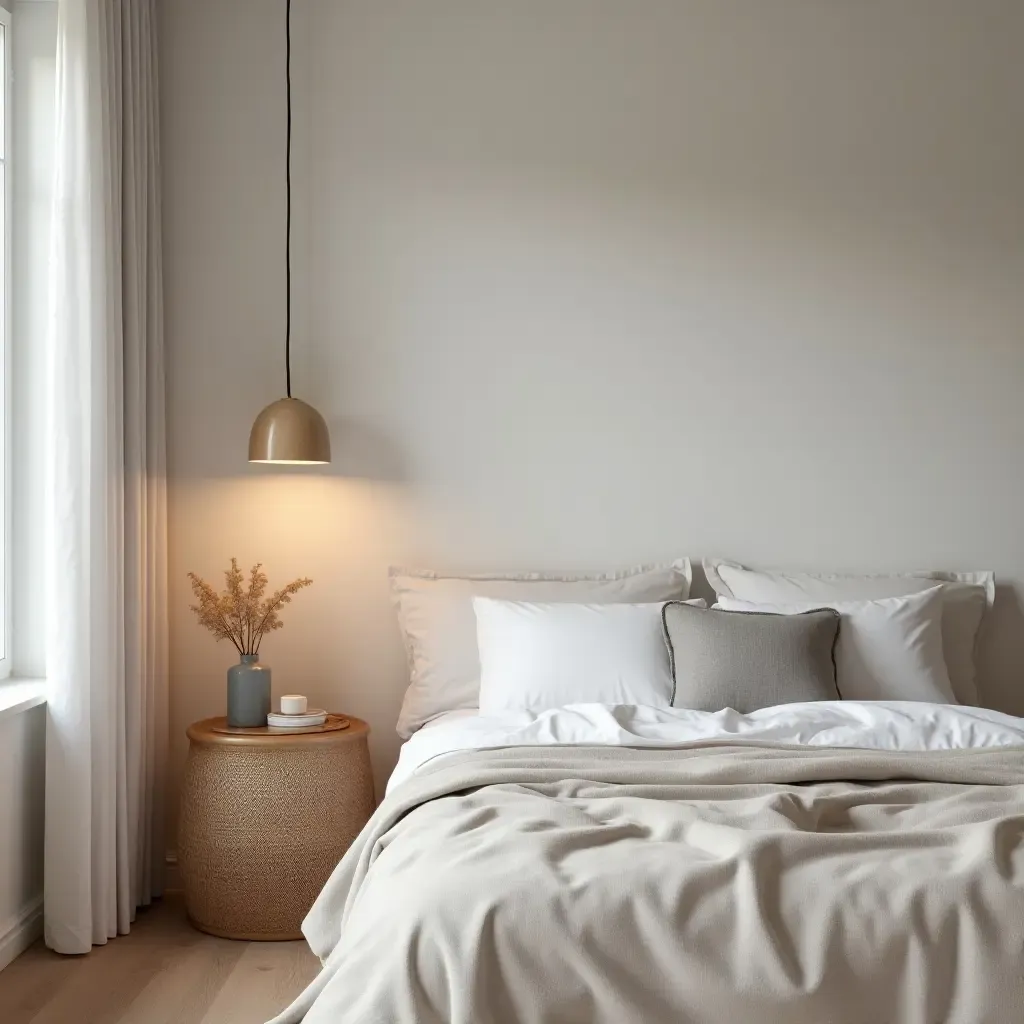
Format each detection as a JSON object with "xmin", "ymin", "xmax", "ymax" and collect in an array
[{"xmin": 268, "ymin": 742, "xmax": 1024, "ymax": 1024}]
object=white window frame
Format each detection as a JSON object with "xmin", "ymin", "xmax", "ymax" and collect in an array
[{"xmin": 0, "ymin": 6, "xmax": 11, "ymax": 679}]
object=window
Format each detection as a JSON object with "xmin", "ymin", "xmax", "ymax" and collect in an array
[{"xmin": 0, "ymin": 7, "xmax": 9, "ymax": 678}]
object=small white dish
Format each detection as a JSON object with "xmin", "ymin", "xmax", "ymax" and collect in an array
[{"xmin": 266, "ymin": 709, "xmax": 328, "ymax": 728}]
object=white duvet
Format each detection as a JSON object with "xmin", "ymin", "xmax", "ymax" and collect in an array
[{"xmin": 389, "ymin": 700, "xmax": 1024, "ymax": 792}]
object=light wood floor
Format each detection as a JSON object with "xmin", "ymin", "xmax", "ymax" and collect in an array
[{"xmin": 0, "ymin": 895, "xmax": 319, "ymax": 1024}]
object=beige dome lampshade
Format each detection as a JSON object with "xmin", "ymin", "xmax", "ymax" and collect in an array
[
  {"xmin": 248, "ymin": 397, "xmax": 331, "ymax": 464},
  {"xmin": 248, "ymin": 0, "xmax": 331, "ymax": 466}
]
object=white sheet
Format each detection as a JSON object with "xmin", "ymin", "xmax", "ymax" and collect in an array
[{"xmin": 388, "ymin": 700, "xmax": 1024, "ymax": 793}]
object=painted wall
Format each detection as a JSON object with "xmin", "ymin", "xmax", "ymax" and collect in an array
[
  {"xmin": 161, "ymin": 0, "xmax": 1024, "ymax": 835},
  {"xmin": 0, "ymin": 706, "xmax": 44, "ymax": 969}
]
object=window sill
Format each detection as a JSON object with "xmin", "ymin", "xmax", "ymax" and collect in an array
[{"xmin": 0, "ymin": 678, "xmax": 47, "ymax": 722}]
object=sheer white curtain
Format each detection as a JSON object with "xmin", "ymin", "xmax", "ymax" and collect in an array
[{"xmin": 45, "ymin": 0, "xmax": 167, "ymax": 954}]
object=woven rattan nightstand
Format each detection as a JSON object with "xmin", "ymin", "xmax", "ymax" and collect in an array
[{"xmin": 178, "ymin": 715, "xmax": 375, "ymax": 940}]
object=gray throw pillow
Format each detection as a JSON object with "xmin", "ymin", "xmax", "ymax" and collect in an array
[{"xmin": 661, "ymin": 602, "xmax": 841, "ymax": 713}]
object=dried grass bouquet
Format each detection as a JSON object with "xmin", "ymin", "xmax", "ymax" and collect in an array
[{"xmin": 187, "ymin": 559, "xmax": 313, "ymax": 656}]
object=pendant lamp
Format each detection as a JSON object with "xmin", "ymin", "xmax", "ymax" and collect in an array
[{"xmin": 249, "ymin": 0, "xmax": 331, "ymax": 465}]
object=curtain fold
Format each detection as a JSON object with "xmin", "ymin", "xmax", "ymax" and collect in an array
[{"xmin": 45, "ymin": 0, "xmax": 167, "ymax": 955}]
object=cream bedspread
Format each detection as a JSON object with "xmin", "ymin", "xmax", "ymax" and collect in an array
[{"xmin": 268, "ymin": 742, "xmax": 1024, "ymax": 1024}]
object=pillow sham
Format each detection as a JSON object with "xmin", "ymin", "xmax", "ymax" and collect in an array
[
  {"xmin": 391, "ymin": 559, "xmax": 692, "ymax": 737},
  {"xmin": 475, "ymin": 599, "xmax": 705, "ymax": 715},
  {"xmin": 662, "ymin": 602, "xmax": 840, "ymax": 713},
  {"xmin": 704, "ymin": 559, "xmax": 993, "ymax": 705},
  {"xmin": 716, "ymin": 586, "xmax": 955, "ymax": 704}
]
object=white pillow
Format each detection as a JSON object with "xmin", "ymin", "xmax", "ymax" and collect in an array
[
  {"xmin": 474, "ymin": 599, "xmax": 705, "ymax": 714},
  {"xmin": 704, "ymin": 559, "xmax": 993, "ymax": 705},
  {"xmin": 390, "ymin": 559, "xmax": 692, "ymax": 737},
  {"xmin": 716, "ymin": 587, "xmax": 956, "ymax": 704}
]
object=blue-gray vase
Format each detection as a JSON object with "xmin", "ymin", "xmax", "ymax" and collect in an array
[{"xmin": 227, "ymin": 654, "xmax": 271, "ymax": 727}]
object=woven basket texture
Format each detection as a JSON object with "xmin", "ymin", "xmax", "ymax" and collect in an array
[{"xmin": 179, "ymin": 719, "xmax": 374, "ymax": 940}]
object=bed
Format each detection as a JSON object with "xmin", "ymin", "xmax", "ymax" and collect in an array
[{"xmin": 268, "ymin": 701, "xmax": 1024, "ymax": 1024}]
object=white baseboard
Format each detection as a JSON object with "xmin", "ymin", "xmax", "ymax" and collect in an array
[
  {"xmin": 165, "ymin": 850, "xmax": 182, "ymax": 893},
  {"xmin": 0, "ymin": 896, "xmax": 43, "ymax": 972}
]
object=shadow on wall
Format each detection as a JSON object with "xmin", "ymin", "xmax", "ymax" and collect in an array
[{"xmin": 325, "ymin": 415, "xmax": 409, "ymax": 485}]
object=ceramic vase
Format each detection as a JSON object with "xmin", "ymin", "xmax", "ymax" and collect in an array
[{"xmin": 227, "ymin": 654, "xmax": 271, "ymax": 727}]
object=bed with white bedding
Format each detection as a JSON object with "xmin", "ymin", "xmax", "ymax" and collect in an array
[{"xmin": 268, "ymin": 701, "xmax": 1024, "ymax": 1024}]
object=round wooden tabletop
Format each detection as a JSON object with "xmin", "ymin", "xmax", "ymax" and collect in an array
[{"xmin": 186, "ymin": 714, "xmax": 369, "ymax": 747}]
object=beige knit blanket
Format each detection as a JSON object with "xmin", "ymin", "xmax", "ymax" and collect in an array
[{"xmin": 268, "ymin": 743, "xmax": 1024, "ymax": 1024}]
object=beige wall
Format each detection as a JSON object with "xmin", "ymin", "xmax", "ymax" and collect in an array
[
  {"xmin": 161, "ymin": 0, "xmax": 1024, "ymax": 839},
  {"xmin": 0, "ymin": 706, "xmax": 44, "ymax": 968}
]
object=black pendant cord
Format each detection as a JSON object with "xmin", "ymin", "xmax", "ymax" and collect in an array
[{"xmin": 285, "ymin": 0, "xmax": 293, "ymax": 398}]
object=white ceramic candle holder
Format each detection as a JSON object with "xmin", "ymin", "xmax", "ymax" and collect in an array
[{"xmin": 280, "ymin": 694, "xmax": 308, "ymax": 716}]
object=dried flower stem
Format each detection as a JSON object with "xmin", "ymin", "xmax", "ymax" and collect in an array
[{"xmin": 187, "ymin": 559, "xmax": 313, "ymax": 656}]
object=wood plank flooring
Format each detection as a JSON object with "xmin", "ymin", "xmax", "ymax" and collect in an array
[{"xmin": 0, "ymin": 895, "xmax": 319, "ymax": 1024}]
